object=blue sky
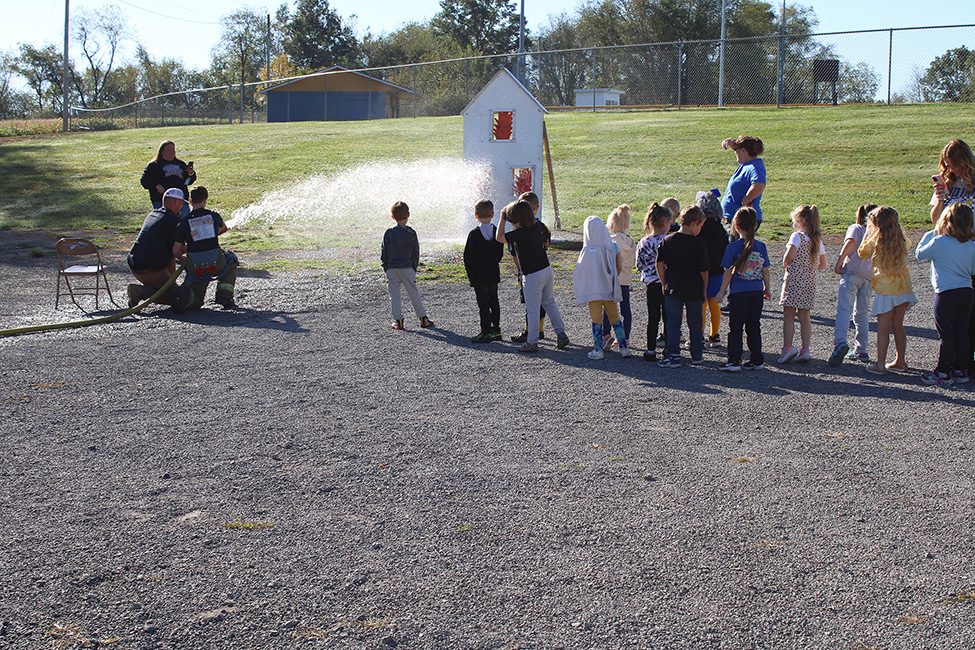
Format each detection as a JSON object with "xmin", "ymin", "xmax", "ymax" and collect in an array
[{"xmin": 3, "ymin": 0, "xmax": 966, "ymax": 97}]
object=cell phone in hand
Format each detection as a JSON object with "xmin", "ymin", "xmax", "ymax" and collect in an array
[{"xmin": 932, "ymin": 174, "xmax": 945, "ymax": 186}]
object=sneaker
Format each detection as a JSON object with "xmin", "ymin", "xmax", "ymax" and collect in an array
[
  {"xmin": 829, "ymin": 343, "xmax": 849, "ymax": 368},
  {"xmin": 706, "ymin": 335, "xmax": 721, "ymax": 348},
  {"xmin": 795, "ymin": 350, "xmax": 813, "ymax": 363},
  {"xmin": 127, "ymin": 284, "xmax": 142, "ymax": 309},
  {"xmin": 720, "ymin": 303, "xmax": 731, "ymax": 315},
  {"xmin": 419, "ymin": 316, "xmax": 435, "ymax": 328},
  {"xmin": 620, "ymin": 347, "xmax": 633, "ymax": 358},
  {"xmin": 949, "ymin": 369, "xmax": 970, "ymax": 384},
  {"xmin": 538, "ymin": 331, "xmax": 546, "ymax": 340},
  {"xmin": 921, "ymin": 370, "xmax": 953, "ymax": 386},
  {"xmin": 643, "ymin": 350, "xmax": 657, "ymax": 363},
  {"xmin": 742, "ymin": 360, "xmax": 765, "ymax": 370},
  {"xmin": 657, "ymin": 356, "xmax": 681, "ymax": 368},
  {"xmin": 487, "ymin": 328, "xmax": 503, "ymax": 342},
  {"xmin": 690, "ymin": 357, "xmax": 704, "ymax": 366},
  {"xmin": 391, "ymin": 319, "xmax": 405, "ymax": 330},
  {"xmin": 847, "ymin": 350, "xmax": 869, "ymax": 362},
  {"xmin": 778, "ymin": 347, "xmax": 798, "ymax": 364},
  {"xmin": 719, "ymin": 361, "xmax": 742, "ymax": 372},
  {"xmin": 556, "ymin": 332, "xmax": 570, "ymax": 350},
  {"xmin": 588, "ymin": 349, "xmax": 605, "ymax": 360},
  {"xmin": 602, "ymin": 335, "xmax": 614, "ymax": 351},
  {"xmin": 656, "ymin": 334, "xmax": 666, "ymax": 347},
  {"xmin": 518, "ymin": 342, "xmax": 539, "ymax": 353},
  {"xmin": 511, "ymin": 331, "xmax": 528, "ymax": 343},
  {"xmin": 470, "ymin": 331, "xmax": 492, "ymax": 344}
]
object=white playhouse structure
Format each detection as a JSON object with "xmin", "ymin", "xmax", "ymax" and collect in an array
[{"xmin": 462, "ymin": 68, "xmax": 549, "ymax": 221}]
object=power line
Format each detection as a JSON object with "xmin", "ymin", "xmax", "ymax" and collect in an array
[{"xmin": 115, "ymin": 0, "xmax": 222, "ymax": 25}]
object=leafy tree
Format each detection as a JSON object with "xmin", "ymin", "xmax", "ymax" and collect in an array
[
  {"xmin": 918, "ymin": 46, "xmax": 975, "ymax": 102},
  {"xmin": 838, "ymin": 61, "xmax": 879, "ymax": 104},
  {"xmin": 72, "ymin": 4, "xmax": 129, "ymax": 108},
  {"xmin": 210, "ymin": 9, "xmax": 270, "ymax": 109},
  {"xmin": 431, "ymin": 0, "xmax": 521, "ymax": 56},
  {"xmin": 11, "ymin": 43, "xmax": 65, "ymax": 114},
  {"xmin": 0, "ymin": 51, "xmax": 33, "ymax": 118},
  {"xmin": 534, "ymin": 14, "xmax": 590, "ymax": 106},
  {"xmin": 283, "ymin": 0, "xmax": 361, "ymax": 71}
]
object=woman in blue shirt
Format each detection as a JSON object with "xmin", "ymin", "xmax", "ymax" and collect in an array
[{"xmin": 720, "ymin": 136, "xmax": 766, "ymax": 230}]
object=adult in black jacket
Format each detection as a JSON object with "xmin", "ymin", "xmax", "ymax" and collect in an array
[{"xmin": 140, "ymin": 140, "xmax": 195, "ymax": 216}]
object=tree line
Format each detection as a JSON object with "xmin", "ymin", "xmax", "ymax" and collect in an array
[{"xmin": 1, "ymin": 0, "xmax": 972, "ymax": 121}]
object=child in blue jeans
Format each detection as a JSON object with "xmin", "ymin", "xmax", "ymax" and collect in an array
[
  {"xmin": 655, "ymin": 206, "xmax": 710, "ymax": 368},
  {"xmin": 829, "ymin": 204, "xmax": 877, "ymax": 366}
]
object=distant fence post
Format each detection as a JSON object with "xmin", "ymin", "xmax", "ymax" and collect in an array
[
  {"xmin": 677, "ymin": 41, "xmax": 683, "ymax": 109},
  {"xmin": 887, "ymin": 29, "xmax": 893, "ymax": 105},
  {"xmin": 227, "ymin": 86, "xmax": 232, "ymax": 124},
  {"xmin": 412, "ymin": 66, "xmax": 417, "ymax": 118}
]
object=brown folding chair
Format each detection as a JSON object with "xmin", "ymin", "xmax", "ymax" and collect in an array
[{"xmin": 55, "ymin": 238, "xmax": 119, "ymax": 310}]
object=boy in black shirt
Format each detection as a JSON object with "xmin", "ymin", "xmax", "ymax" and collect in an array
[
  {"xmin": 655, "ymin": 205, "xmax": 710, "ymax": 368},
  {"xmin": 172, "ymin": 186, "xmax": 239, "ymax": 309},
  {"xmin": 464, "ymin": 199, "xmax": 504, "ymax": 343}
]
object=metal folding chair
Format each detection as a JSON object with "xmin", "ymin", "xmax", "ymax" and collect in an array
[{"xmin": 55, "ymin": 238, "xmax": 119, "ymax": 310}]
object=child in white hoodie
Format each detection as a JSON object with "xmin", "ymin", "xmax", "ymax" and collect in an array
[{"xmin": 573, "ymin": 215, "xmax": 631, "ymax": 359}]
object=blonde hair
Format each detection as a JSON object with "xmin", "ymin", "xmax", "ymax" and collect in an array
[
  {"xmin": 661, "ymin": 197, "xmax": 680, "ymax": 219},
  {"xmin": 936, "ymin": 202, "xmax": 975, "ymax": 243},
  {"xmin": 644, "ymin": 202, "xmax": 672, "ymax": 234},
  {"xmin": 940, "ymin": 139, "xmax": 975, "ymax": 191},
  {"xmin": 607, "ymin": 204, "xmax": 632, "ymax": 233},
  {"xmin": 864, "ymin": 206, "xmax": 908, "ymax": 273},
  {"xmin": 791, "ymin": 204, "xmax": 822, "ymax": 263}
]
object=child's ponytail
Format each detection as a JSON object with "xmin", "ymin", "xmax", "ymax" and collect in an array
[{"xmin": 732, "ymin": 207, "xmax": 758, "ymax": 274}]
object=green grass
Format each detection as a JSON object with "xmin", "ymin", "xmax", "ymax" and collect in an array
[{"xmin": 2, "ymin": 104, "xmax": 974, "ymax": 242}]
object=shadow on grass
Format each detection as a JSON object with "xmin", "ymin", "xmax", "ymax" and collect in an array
[{"xmin": 0, "ymin": 144, "xmax": 119, "ymax": 230}]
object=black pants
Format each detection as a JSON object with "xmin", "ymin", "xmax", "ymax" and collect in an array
[
  {"xmin": 727, "ymin": 290, "xmax": 765, "ymax": 365},
  {"xmin": 645, "ymin": 282, "xmax": 664, "ymax": 348},
  {"xmin": 473, "ymin": 283, "xmax": 500, "ymax": 333},
  {"xmin": 933, "ymin": 286, "xmax": 974, "ymax": 374}
]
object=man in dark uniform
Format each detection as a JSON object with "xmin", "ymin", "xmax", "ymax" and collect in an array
[{"xmin": 126, "ymin": 187, "xmax": 186, "ymax": 308}]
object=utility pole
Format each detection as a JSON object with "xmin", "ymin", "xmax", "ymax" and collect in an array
[
  {"xmin": 517, "ymin": 0, "xmax": 526, "ymax": 85},
  {"xmin": 62, "ymin": 0, "xmax": 70, "ymax": 132}
]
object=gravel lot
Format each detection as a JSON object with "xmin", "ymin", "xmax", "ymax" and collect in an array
[{"xmin": 1, "ymin": 230, "xmax": 973, "ymax": 650}]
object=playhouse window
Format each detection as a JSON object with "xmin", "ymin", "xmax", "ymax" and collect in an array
[
  {"xmin": 492, "ymin": 111, "xmax": 514, "ymax": 141},
  {"xmin": 512, "ymin": 167, "xmax": 533, "ymax": 196}
]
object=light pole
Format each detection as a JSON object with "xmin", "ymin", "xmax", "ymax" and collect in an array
[
  {"xmin": 62, "ymin": 0, "xmax": 69, "ymax": 132},
  {"xmin": 718, "ymin": 0, "xmax": 726, "ymax": 107}
]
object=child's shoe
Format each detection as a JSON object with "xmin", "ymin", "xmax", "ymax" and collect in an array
[
  {"xmin": 471, "ymin": 331, "xmax": 492, "ymax": 344},
  {"xmin": 706, "ymin": 334, "xmax": 721, "ymax": 348},
  {"xmin": 690, "ymin": 356, "xmax": 704, "ymax": 366},
  {"xmin": 719, "ymin": 360, "xmax": 742, "ymax": 372},
  {"xmin": 487, "ymin": 328, "xmax": 503, "ymax": 342},
  {"xmin": 921, "ymin": 370, "xmax": 953, "ymax": 386},
  {"xmin": 391, "ymin": 319, "xmax": 405, "ymax": 330},
  {"xmin": 828, "ymin": 343, "xmax": 849, "ymax": 367},
  {"xmin": 588, "ymin": 349, "xmax": 605, "ymax": 360},
  {"xmin": 949, "ymin": 369, "xmax": 970, "ymax": 384},
  {"xmin": 620, "ymin": 346, "xmax": 633, "ymax": 358},
  {"xmin": 657, "ymin": 356, "xmax": 681, "ymax": 368},
  {"xmin": 643, "ymin": 350, "xmax": 657, "ymax": 362},
  {"xmin": 795, "ymin": 348, "xmax": 812, "ymax": 363},
  {"xmin": 419, "ymin": 316, "xmax": 435, "ymax": 328},
  {"xmin": 556, "ymin": 332, "xmax": 570, "ymax": 350},
  {"xmin": 847, "ymin": 350, "xmax": 869, "ymax": 362},
  {"xmin": 602, "ymin": 334, "xmax": 614, "ymax": 351},
  {"xmin": 511, "ymin": 331, "xmax": 528, "ymax": 343},
  {"xmin": 778, "ymin": 346, "xmax": 798, "ymax": 364},
  {"xmin": 518, "ymin": 342, "xmax": 539, "ymax": 353},
  {"xmin": 742, "ymin": 360, "xmax": 765, "ymax": 370}
]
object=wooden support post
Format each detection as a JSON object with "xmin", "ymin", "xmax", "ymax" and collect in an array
[{"xmin": 542, "ymin": 121, "xmax": 560, "ymax": 230}]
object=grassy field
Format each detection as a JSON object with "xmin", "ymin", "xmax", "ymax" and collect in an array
[{"xmin": 1, "ymin": 104, "xmax": 973, "ymax": 246}]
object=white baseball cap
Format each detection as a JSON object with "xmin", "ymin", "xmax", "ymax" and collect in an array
[{"xmin": 162, "ymin": 188, "xmax": 187, "ymax": 202}]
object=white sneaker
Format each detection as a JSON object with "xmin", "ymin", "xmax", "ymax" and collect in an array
[
  {"xmin": 588, "ymin": 349, "xmax": 605, "ymax": 360},
  {"xmin": 620, "ymin": 347, "xmax": 633, "ymax": 358},
  {"xmin": 795, "ymin": 350, "xmax": 812, "ymax": 363},
  {"xmin": 778, "ymin": 347, "xmax": 798, "ymax": 364}
]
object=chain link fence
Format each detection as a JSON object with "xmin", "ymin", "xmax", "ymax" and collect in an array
[{"xmin": 71, "ymin": 24, "xmax": 975, "ymax": 129}]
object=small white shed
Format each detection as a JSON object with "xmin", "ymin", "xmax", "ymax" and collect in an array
[
  {"xmin": 574, "ymin": 88, "xmax": 625, "ymax": 108},
  {"xmin": 462, "ymin": 68, "xmax": 548, "ymax": 220}
]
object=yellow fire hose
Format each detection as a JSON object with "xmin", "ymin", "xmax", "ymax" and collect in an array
[{"xmin": 0, "ymin": 263, "xmax": 187, "ymax": 338}]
